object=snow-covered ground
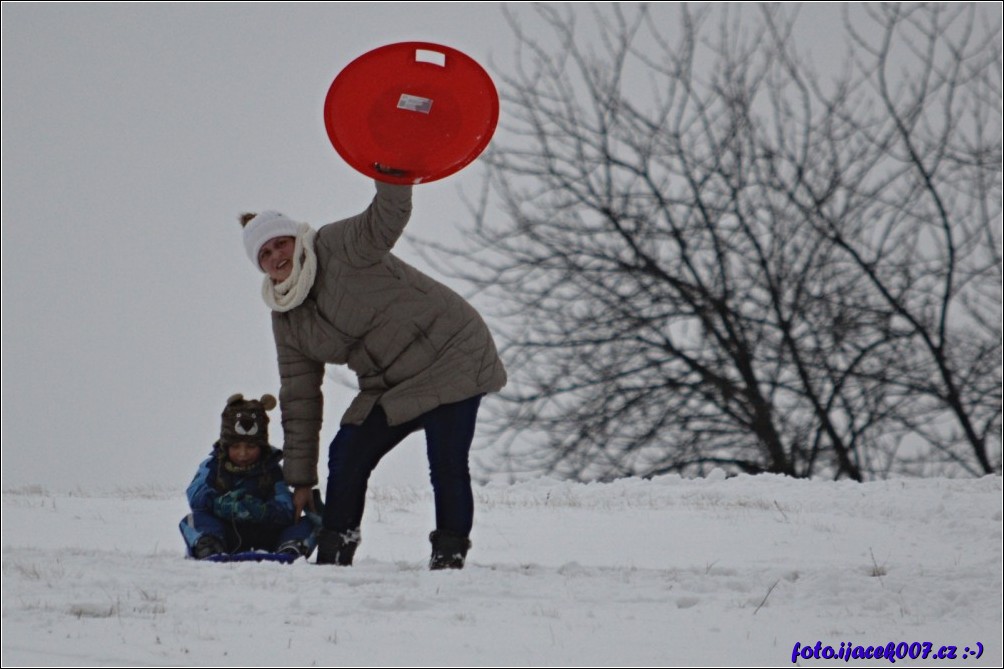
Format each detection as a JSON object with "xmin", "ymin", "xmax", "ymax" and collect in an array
[{"xmin": 2, "ymin": 473, "xmax": 1001, "ymax": 666}]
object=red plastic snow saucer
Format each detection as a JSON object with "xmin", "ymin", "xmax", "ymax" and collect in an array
[{"xmin": 324, "ymin": 42, "xmax": 499, "ymax": 185}]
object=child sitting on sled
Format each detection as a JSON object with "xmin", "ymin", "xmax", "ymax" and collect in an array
[{"xmin": 179, "ymin": 393, "xmax": 318, "ymax": 560}]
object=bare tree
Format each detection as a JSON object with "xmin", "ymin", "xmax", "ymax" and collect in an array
[
  {"xmin": 768, "ymin": 3, "xmax": 1003, "ymax": 475},
  {"xmin": 440, "ymin": 3, "xmax": 1001, "ymax": 481}
]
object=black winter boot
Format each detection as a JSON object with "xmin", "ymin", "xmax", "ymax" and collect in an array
[
  {"xmin": 429, "ymin": 530, "xmax": 472, "ymax": 570},
  {"xmin": 316, "ymin": 528, "xmax": 359, "ymax": 566}
]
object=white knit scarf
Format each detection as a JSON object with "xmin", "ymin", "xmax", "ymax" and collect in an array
[{"xmin": 261, "ymin": 223, "xmax": 318, "ymax": 312}]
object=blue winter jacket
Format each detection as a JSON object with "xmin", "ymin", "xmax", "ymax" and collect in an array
[{"xmin": 186, "ymin": 443, "xmax": 295, "ymax": 526}]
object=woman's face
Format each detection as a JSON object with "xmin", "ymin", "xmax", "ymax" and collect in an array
[{"xmin": 258, "ymin": 236, "xmax": 296, "ymax": 283}]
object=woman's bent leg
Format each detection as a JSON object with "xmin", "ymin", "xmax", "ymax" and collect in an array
[{"xmin": 319, "ymin": 405, "xmax": 415, "ymax": 563}]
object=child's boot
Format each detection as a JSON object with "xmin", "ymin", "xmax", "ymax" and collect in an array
[
  {"xmin": 192, "ymin": 534, "xmax": 225, "ymax": 560},
  {"xmin": 276, "ymin": 539, "xmax": 310, "ymax": 559}
]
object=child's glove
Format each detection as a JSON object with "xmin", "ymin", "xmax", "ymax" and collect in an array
[
  {"xmin": 214, "ymin": 490, "xmax": 268, "ymax": 523},
  {"xmin": 235, "ymin": 495, "xmax": 268, "ymax": 523},
  {"xmin": 213, "ymin": 490, "xmax": 244, "ymax": 519}
]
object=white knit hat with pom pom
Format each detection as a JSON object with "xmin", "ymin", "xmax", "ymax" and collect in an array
[{"xmin": 241, "ymin": 210, "xmax": 301, "ymax": 270}]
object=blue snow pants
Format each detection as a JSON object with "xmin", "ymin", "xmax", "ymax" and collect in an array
[{"xmin": 179, "ymin": 509, "xmax": 317, "ymax": 557}]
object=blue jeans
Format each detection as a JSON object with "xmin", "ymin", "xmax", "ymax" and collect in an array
[{"xmin": 324, "ymin": 395, "xmax": 482, "ymax": 537}]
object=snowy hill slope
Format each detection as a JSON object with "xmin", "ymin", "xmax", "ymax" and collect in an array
[{"xmin": 2, "ymin": 473, "xmax": 1001, "ymax": 666}]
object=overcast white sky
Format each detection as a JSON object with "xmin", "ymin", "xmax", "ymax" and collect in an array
[
  {"xmin": 0, "ymin": 3, "xmax": 867, "ymax": 492},
  {"xmin": 1, "ymin": 2, "xmax": 539, "ymax": 491}
]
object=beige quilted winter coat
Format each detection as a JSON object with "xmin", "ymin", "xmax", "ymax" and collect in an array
[{"xmin": 271, "ymin": 181, "xmax": 507, "ymax": 487}]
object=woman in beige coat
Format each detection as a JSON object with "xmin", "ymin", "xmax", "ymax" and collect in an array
[{"xmin": 241, "ymin": 177, "xmax": 506, "ymax": 569}]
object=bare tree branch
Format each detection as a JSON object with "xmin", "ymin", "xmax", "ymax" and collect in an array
[{"xmin": 431, "ymin": 2, "xmax": 1001, "ymax": 481}]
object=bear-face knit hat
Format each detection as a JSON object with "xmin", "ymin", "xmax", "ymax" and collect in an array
[
  {"xmin": 219, "ymin": 393, "xmax": 277, "ymax": 449},
  {"xmin": 242, "ymin": 210, "xmax": 301, "ymax": 270}
]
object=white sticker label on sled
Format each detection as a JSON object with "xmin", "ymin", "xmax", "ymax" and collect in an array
[
  {"xmin": 415, "ymin": 49, "xmax": 447, "ymax": 67},
  {"xmin": 397, "ymin": 94, "xmax": 433, "ymax": 114}
]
